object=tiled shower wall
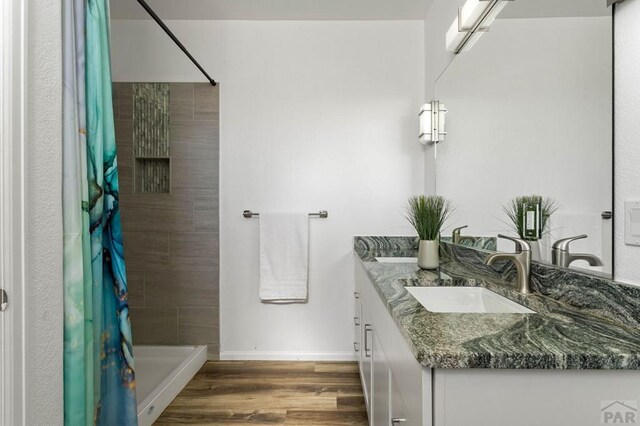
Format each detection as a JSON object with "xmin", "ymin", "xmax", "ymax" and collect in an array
[{"xmin": 113, "ymin": 82, "xmax": 220, "ymax": 359}]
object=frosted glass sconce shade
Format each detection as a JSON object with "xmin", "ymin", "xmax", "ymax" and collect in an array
[
  {"xmin": 446, "ymin": 0, "xmax": 511, "ymax": 53},
  {"xmin": 419, "ymin": 101, "xmax": 447, "ymax": 145}
]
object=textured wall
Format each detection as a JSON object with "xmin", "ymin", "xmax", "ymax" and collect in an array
[
  {"xmin": 614, "ymin": 0, "xmax": 640, "ymax": 286},
  {"xmin": 114, "ymin": 82, "xmax": 220, "ymax": 359},
  {"xmin": 25, "ymin": 0, "xmax": 64, "ymax": 423}
]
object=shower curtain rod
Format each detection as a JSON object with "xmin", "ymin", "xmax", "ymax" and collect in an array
[{"xmin": 135, "ymin": 0, "xmax": 217, "ymax": 86}]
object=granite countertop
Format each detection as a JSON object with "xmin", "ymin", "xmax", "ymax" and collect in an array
[{"xmin": 355, "ymin": 243, "xmax": 640, "ymax": 370}]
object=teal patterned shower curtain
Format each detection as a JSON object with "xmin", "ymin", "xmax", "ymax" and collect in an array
[{"xmin": 63, "ymin": 0, "xmax": 137, "ymax": 424}]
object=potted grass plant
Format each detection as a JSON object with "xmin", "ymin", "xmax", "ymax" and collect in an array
[
  {"xmin": 405, "ymin": 195, "xmax": 453, "ymax": 270},
  {"xmin": 503, "ymin": 195, "xmax": 559, "ymax": 261}
]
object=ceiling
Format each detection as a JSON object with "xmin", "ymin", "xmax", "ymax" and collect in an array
[
  {"xmin": 500, "ymin": 0, "xmax": 611, "ymax": 19},
  {"xmin": 109, "ymin": 0, "xmax": 434, "ymax": 20}
]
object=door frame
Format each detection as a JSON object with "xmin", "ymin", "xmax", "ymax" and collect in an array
[{"xmin": 1, "ymin": 0, "xmax": 27, "ymax": 423}]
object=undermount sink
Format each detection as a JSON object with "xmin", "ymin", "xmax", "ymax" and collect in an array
[
  {"xmin": 375, "ymin": 257, "xmax": 418, "ymax": 263},
  {"xmin": 405, "ymin": 286, "xmax": 535, "ymax": 314}
]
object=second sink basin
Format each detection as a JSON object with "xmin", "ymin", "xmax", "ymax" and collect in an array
[{"xmin": 405, "ymin": 286, "xmax": 535, "ymax": 314}]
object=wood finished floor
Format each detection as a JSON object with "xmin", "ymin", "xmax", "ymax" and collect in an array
[{"xmin": 155, "ymin": 361, "xmax": 369, "ymax": 425}]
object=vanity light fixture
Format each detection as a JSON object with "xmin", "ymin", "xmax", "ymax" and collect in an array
[
  {"xmin": 446, "ymin": 0, "xmax": 514, "ymax": 54},
  {"xmin": 419, "ymin": 101, "xmax": 447, "ymax": 145}
]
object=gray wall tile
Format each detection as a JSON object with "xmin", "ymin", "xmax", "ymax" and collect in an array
[
  {"xmin": 169, "ymin": 232, "xmax": 219, "ymax": 271},
  {"xmin": 170, "ymin": 120, "xmax": 219, "ymax": 159},
  {"xmin": 117, "ymin": 83, "xmax": 133, "ymax": 120},
  {"xmin": 123, "ymin": 231, "xmax": 169, "ymax": 270},
  {"xmin": 194, "ymin": 83, "xmax": 219, "ymax": 120},
  {"xmin": 118, "ymin": 161, "xmax": 134, "ymax": 195},
  {"xmin": 177, "ymin": 307, "xmax": 219, "ymax": 344},
  {"xmin": 130, "ymin": 307, "xmax": 178, "ymax": 345},
  {"xmin": 115, "ymin": 119, "xmax": 133, "ymax": 158},
  {"xmin": 194, "ymin": 195, "xmax": 219, "ymax": 232},
  {"xmin": 170, "ymin": 83, "xmax": 194, "ymax": 121},
  {"xmin": 145, "ymin": 270, "xmax": 218, "ymax": 307},
  {"xmin": 127, "ymin": 271, "xmax": 145, "ymax": 307},
  {"xmin": 171, "ymin": 157, "xmax": 218, "ymax": 192},
  {"xmin": 120, "ymin": 194, "xmax": 194, "ymax": 233}
]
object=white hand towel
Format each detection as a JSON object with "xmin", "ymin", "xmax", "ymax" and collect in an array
[{"xmin": 259, "ymin": 212, "xmax": 309, "ymax": 302}]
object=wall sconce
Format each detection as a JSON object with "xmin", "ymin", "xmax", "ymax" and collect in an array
[
  {"xmin": 446, "ymin": 0, "xmax": 513, "ymax": 54},
  {"xmin": 419, "ymin": 101, "xmax": 447, "ymax": 145}
]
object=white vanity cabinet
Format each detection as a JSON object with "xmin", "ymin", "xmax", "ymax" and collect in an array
[
  {"xmin": 355, "ymin": 259, "xmax": 640, "ymax": 426},
  {"xmin": 355, "ymin": 261, "xmax": 429, "ymax": 426}
]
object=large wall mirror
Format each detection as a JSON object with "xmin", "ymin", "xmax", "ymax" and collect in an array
[{"xmin": 434, "ymin": 0, "xmax": 613, "ymax": 277}]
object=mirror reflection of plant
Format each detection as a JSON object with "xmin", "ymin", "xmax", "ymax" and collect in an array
[
  {"xmin": 502, "ymin": 195, "xmax": 559, "ymax": 241},
  {"xmin": 405, "ymin": 195, "xmax": 454, "ymax": 241}
]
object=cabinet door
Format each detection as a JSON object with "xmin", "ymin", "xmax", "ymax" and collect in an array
[
  {"xmin": 361, "ymin": 306, "xmax": 373, "ymax": 418},
  {"xmin": 372, "ymin": 330, "xmax": 390, "ymax": 426},
  {"xmin": 390, "ymin": 375, "xmax": 409, "ymax": 426}
]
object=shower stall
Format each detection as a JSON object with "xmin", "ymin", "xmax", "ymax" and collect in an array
[{"xmin": 112, "ymin": 82, "xmax": 220, "ymax": 424}]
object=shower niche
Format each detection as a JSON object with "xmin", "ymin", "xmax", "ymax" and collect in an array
[{"xmin": 133, "ymin": 83, "xmax": 171, "ymax": 194}]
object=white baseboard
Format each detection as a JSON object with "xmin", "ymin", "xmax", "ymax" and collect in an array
[{"xmin": 219, "ymin": 351, "xmax": 357, "ymax": 361}]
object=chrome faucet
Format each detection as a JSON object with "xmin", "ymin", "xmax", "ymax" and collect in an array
[
  {"xmin": 484, "ymin": 234, "xmax": 532, "ymax": 294},
  {"xmin": 452, "ymin": 225, "xmax": 468, "ymax": 244},
  {"xmin": 552, "ymin": 235, "xmax": 603, "ymax": 268}
]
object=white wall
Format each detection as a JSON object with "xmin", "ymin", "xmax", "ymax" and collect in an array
[
  {"xmin": 433, "ymin": 17, "xmax": 612, "ymax": 268},
  {"xmin": 111, "ymin": 20, "xmax": 425, "ymax": 359},
  {"xmin": 25, "ymin": 0, "xmax": 64, "ymax": 422},
  {"xmin": 614, "ymin": 0, "xmax": 640, "ymax": 285}
]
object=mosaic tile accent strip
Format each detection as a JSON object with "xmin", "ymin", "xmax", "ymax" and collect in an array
[
  {"xmin": 133, "ymin": 83, "xmax": 170, "ymax": 157},
  {"xmin": 133, "ymin": 83, "xmax": 170, "ymax": 193}
]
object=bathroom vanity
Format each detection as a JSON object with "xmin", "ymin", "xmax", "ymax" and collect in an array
[
  {"xmin": 357, "ymin": 1, "xmax": 624, "ymax": 424},
  {"xmin": 354, "ymin": 237, "xmax": 640, "ymax": 426}
]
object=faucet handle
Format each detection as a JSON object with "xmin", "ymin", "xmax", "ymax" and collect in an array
[
  {"xmin": 497, "ymin": 234, "xmax": 531, "ymax": 252},
  {"xmin": 452, "ymin": 225, "xmax": 468, "ymax": 243},
  {"xmin": 552, "ymin": 234, "xmax": 588, "ymax": 251}
]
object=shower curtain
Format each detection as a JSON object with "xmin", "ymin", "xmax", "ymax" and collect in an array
[{"xmin": 63, "ymin": 0, "xmax": 137, "ymax": 424}]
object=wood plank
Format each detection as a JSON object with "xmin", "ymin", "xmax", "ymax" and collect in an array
[
  {"xmin": 314, "ymin": 362, "xmax": 360, "ymax": 374},
  {"xmin": 284, "ymin": 410, "xmax": 368, "ymax": 425},
  {"xmin": 337, "ymin": 396, "xmax": 366, "ymax": 412},
  {"xmin": 156, "ymin": 409, "xmax": 286, "ymax": 425}
]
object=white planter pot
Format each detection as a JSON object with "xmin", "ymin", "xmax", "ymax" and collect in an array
[{"xmin": 418, "ymin": 240, "xmax": 439, "ymax": 270}]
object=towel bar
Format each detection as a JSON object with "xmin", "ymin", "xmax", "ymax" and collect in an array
[{"xmin": 243, "ymin": 210, "xmax": 328, "ymax": 218}]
